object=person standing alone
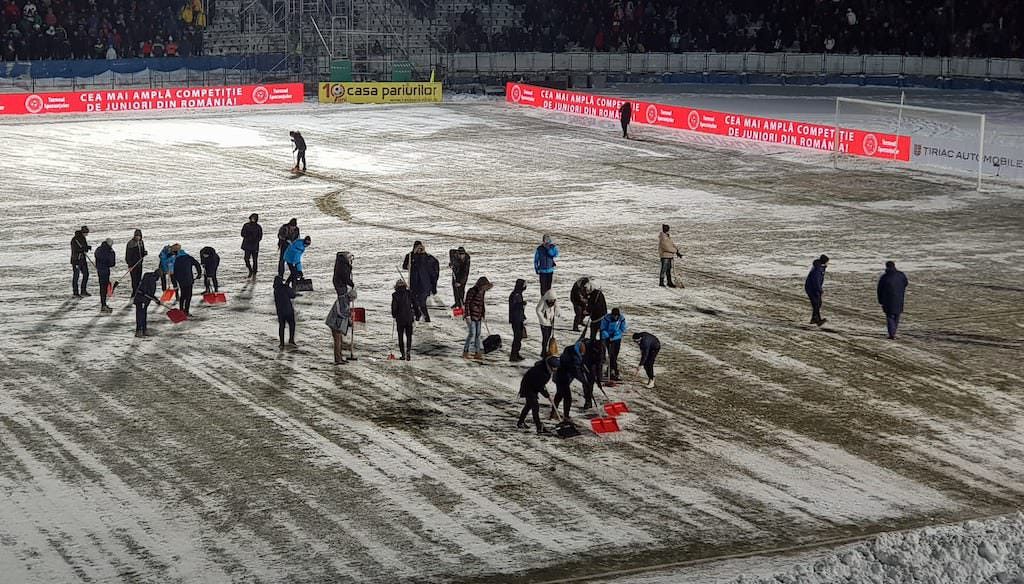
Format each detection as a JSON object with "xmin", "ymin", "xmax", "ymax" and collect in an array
[
  {"xmin": 533, "ymin": 234, "xmax": 559, "ymax": 296},
  {"xmin": 877, "ymin": 261, "xmax": 908, "ymax": 340},
  {"xmin": 241, "ymin": 213, "xmax": 263, "ymax": 279},
  {"xmin": 804, "ymin": 254, "xmax": 829, "ymax": 326},
  {"xmin": 391, "ymin": 279, "xmax": 415, "ymax": 361},
  {"xmin": 658, "ymin": 224, "xmax": 683, "ymax": 288},
  {"xmin": 620, "ymin": 101, "xmax": 632, "ymax": 138},
  {"xmin": 508, "ymin": 278, "xmax": 527, "ymax": 362},
  {"xmin": 71, "ymin": 226, "xmax": 91, "ymax": 297},
  {"xmin": 290, "ymin": 131, "xmax": 307, "ymax": 172}
]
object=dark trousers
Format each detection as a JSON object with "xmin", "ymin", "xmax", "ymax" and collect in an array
[
  {"xmin": 129, "ymin": 266, "xmax": 143, "ymax": 297},
  {"xmin": 295, "ymin": 149, "xmax": 306, "ymax": 170},
  {"xmin": 397, "ymin": 322, "xmax": 413, "ymax": 356},
  {"xmin": 135, "ymin": 302, "xmax": 149, "ymax": 332},
  {"xmin": 98, "ymin": 273, "xmax": 111, "ymax": 307},
  {"xmin": 72, "ymin": 259, "xmax": 89, "ymax": 294},
  {"xmin": 278, "ymin": 314, "xmax": 295, "ymax": 343},
  {"xmin": 540, "ymin": 325, "xmax": 553, "ymax": 359},
  {"xmin": 809, "ymin": 294, "xmax": 823, "ymax": 323},
  {"xmin": 518, "ymin": 392, "xmax": 542, "ymax": 431},
  {"xmin": 452, "ymin": 279, "xmax": 466, "ymax": 307},
  {"xmin": 886, "ymin": 313, "xmax": 901, "ymax": 339},
  {"xmin": 179, "ymin": 285, "xmax": 194, "ymax": 314},
  {"xmin": 204, "ymin": 273, "xmax": 219, "ymax": 293},
  {"xmin": 539, "ymin": 272, "xmax": 553, "ymax": 296},
  {"xmin": 161, "ymin": 272, "xmax": 177, "ymax": 291},
  {"xmin": 413, "ymin": 292, "xmax": 430, "ymax": 321},
  {"xmin": 590, "ymin": 320, "xmax": 602, "ymax": 341},
  {"xmin": 244, "ymin": 250, "xmax": 259, "ymax": 275},
  {"xmin": 277, "ymin": 245, "xmax": 288, "ymax": 277},
  {"xmin": 553, "ymin": 378, "xmax": 572, "ymax": 420},
  {"xmin": 660, "ymin": 258, "xmax": 675, "ymax": 286},
  {"xmin": 641, "ymin": 347, "xmax": 660, "ymax": 379},
  {"xmin": 572, "ymin": 303, "xmax": 586, "ymax": 331},
  {"xmin": 510, "ymin": 323, "xmax": 524, "ymax": 357},
  {"xmin": 285, "ymin": 263, "xmax": 301, "ymax": 287},
  {"xmin": 606, "ymin": 339, "xmax": 622, "ymax": 377},
  {"xmin": 621, "ymin": 119, "xmax": 629, "ymax": 137}
]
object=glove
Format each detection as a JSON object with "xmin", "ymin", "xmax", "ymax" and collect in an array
[
  {"xmin": 143, "ymin": 251, "xmax": 148, "ymax": 257},
  {"xmin": 676, "ymin": 252, "xmax": 682, "ymax": 258}
]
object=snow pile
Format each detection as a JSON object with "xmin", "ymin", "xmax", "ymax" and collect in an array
[{"xmin": 729, "ymin": 514, "xmax": 1024, "ymax": 584}]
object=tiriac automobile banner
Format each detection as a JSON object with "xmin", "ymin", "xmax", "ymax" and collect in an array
[{"xmin": 506, "ymin": 82, "xmax": 910, "ymax": 162}]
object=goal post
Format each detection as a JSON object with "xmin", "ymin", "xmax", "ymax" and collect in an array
[{"xmin": 834, "ymin": 95, "xmax": 986, "ymax": 190}]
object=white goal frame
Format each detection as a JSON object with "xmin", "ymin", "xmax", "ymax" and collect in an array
[{"xmin": 834, "ymin": 95, "xmax": 987, "ymax": 191}]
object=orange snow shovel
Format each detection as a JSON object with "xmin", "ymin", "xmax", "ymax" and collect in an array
[{"xmin": 160, "ymin": 288, "xmax": 176, "ymax": 303}]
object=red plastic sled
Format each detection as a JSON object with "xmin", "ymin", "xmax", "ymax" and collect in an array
[
  {"xmin": 590, "ymin": 417, "xmax": 621, "ymax": 433},
  {"xmin": 167, "ymin": 308, "xmax": 188, "ymax": 323},
  {"xmin": 203, "ymin": 292, "xmax": 227, "ymax": 304}
]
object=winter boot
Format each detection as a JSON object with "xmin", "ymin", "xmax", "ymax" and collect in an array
[
  {"xmin": 463, "ymin": 351, "xmax": 471, "ymax": 359},
  {"xmin": 472, "ymin": 352, "xmax": 483, "ymax": 361},
  {"xmin": 646, "ymin": 378, "xmax": 656, "ymax": 389},
  {"xmin": 537, "ymin": 425, "xmax": 552, "ymax": 435},
  {"xmin": 581, "ymin": 400, "xmax": 593, "ymax": 411},
  {"xmin": 516, "ymin": 421, "xmax": 527, "ymax": 429}
]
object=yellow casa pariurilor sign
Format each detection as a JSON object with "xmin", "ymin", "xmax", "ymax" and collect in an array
[{"xmin": 318, "ymin": 82, "xmax": 443, "ymax": 104}]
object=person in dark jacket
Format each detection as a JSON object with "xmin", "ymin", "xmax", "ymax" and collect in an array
[
  {"xmin": 71, "ymin": 225, "xmax": 91, "ymax": 297},
  {"xmin": 277, "ymin": 218, "xmax": 300, "ymax": 277},
  {"xmin": 94, "ymin": 238, "xmax": 116, "ymax": 312},
  {"xmin": 533, "ymin": 234, "xmax": 559, "ymax": 295},
  {"xmin": 401, "ymin": 240, "xmax": 421, "ymax": 272},
  {"xmin": 462, "ymin": 276, "xmax": 492, "ymax": 360},
  {"xmin": 333, "ymin": 251, "xmax": 355, "ymax": 300},
  {"xmin": 633, "ymin": 332, "xmax": 661, "ymax": 388},
  {"xmin": 877, "ymin": 261, "xmax": 909, "ymax": 340},
  {"xmin": 134, "ymin": 268, "xmax": 160, "ymax": 337},
  {"xmin": 198, "ymin": 247, "xmax": 220, "ymax": 294},
  {"xmin": 517, "ymin": 356, "xmax": 558, "ymax": 435},
  {"xmin": 408, "ymin": 243, "xmax": 440, "ymax": 322},
  {"xmin": 449, "ymin": 247, "xmax": 471, "ymax": 309},
  {"xmin": 570, "ymin": 276, "xmax": 590, "ymax": 332},
  {"xmin": 273, "ymin": 275, "xmax": 297, "ymax": 347},
  {"xmin": 240, "ymin": 213, "xmax": 263, "ymax": 278},
  {"xmin": 290, "ymin": 130, "xmax": 307, "ymax": 172},
  {"xmin": 582, "ymin": 338, "xmax": 605, "ymax": 409},
  {"xmin": 508, "ymin": 278, "xmax": 527, "ymax": 362},
  {"xmin": 552, "ymin": 340, "xmax": 589, "ymax": 422},
  {"xmin": 172, "ymin": 249, "xmax": 202, "ymax": 316},
  {"xmin": 804, "ymin": 254, "xmax": 829, "ymax": 326},
  {"xmin": 125, "ymin": 229, "xmax": 147, "ymax": 298},
  {"xmin": 391, "ymin": 279, "xmax": 415, "ymax": 360},
  {"xmin": 619, "ymin": 101, "xmax": 632, "ymax": 138},
  {"xmin": 587, "ymin": 279, "xmax": 608, "ymax": 341}
]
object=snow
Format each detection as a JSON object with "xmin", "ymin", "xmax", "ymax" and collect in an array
[{"xmin": 0, "ymin": 86, "xmax": 1023, "ymax": 582}]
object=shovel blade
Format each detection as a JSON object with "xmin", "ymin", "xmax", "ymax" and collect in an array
[
  {"xmin": 106, "ymin": 283, "xmax": 115, "ymax": 298},
  {"xmin": 203, "ymin": 292, "xmax": 227, "ymax": 304},
  {"xmin": 590, "ymin": 416, "xmax": 620, "ymax": 433},
  {"xmin": 167, "ymin": 308, "xmax": 188, "ymax": 323},
  {"xmin": 451, "ymin": 306, "xmax": 465, "ymax": 318},
  {"xmin": 160, "ymin": 289, "xmax": 176, "ymax": 303},
  {"xmin": 603, "ymin": 402, "xmax": 630, "ymax": 417}
]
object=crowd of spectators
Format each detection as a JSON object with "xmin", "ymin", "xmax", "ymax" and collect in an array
[
  {"xmin": 2, "ymin": 0, "xmax": 208, "ymax": 62},
  {"xmin": 451, "ymin": 0, "xmax": 1021, "ymax": 58}
]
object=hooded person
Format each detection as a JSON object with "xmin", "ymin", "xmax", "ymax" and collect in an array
[
  {"xmin": 552, "ymin": 340, "xmax": 590, "ymax": 422},
  {"xmin": 199, "ymin": 246, "xmax": 220, "ymax": 294},
  {"xmin": 517, "ymin": 356, "xmax": 558, "ymax": 435},
  {"xmin": 240, "ymin": 213, "xmax": 263, "ymax": 278},
  {"xmin": 333, "ymin": 251, "xmax": 355, "ymax": 301},
  {"xmin": 172, "ymin": 247, "xmax": 202, "ymax": 316},
  {"xmin": 633, "ymin": 331, "xmax": 661, "ymax": 388},
  {"xmin": 326, "ymin": 283, "xmax": 357, "ymax": 364},
  {"xmin": 877, "ymin": 260, "xmax": 909, "ymax": 339},
  {"xmin": 408, "ymin": 242, "xmax": 440, "ymax": 323},
  {"xmin": 804, "ymin": 254, "xmax": 829, "ymax": 326},
  {"xmin": 277, "ymin": 218, "xmax": 300, "ymax": 277},
  {"xmin": 273, "ymin": 275, "xmax": 297, "ymax": 348},
  {"xmin": 536, "ymin": 288, "xmax": 559, "ymax": 360},
  {"xmin": 158, "ymin": 244, "xmax": 178, "ymax": 291},
  {"xmin": 283, "ymin": 236, "xmax": 311, "ymax": 288},
  {"xmin": 508, "ymin": 278, "xmax": 527, "ymax": 362},
  {"xmin": 94, "ymin": 237, "xmax": 116, "ymax": 312},
  {"xmin": 70, "ymin": 225, "xmax": 91, "ymax": 297},
  {"xmin": 401, "ymin": 240, "xmax": 421, "ymax": 272},
  {"xmin": 587, "ymin": 279, "xmax": 608, "ymax": 341},
  {"xmin": 533, "ymin": 234, "xmax": 559, "ymax": 296},
  {"xmin": 658, "ymin": 224, "xmax": 683, "ymax": 288},
  {"xmin": 125, "ymin": 229, "xmax": 147, "ymax": 297},
  {"xmin": 449, "ymin": 246, "xmax": 471, "ymax": 309},
  {"xmin": 462, "ymin": 276, "xmax": 493, "ymax": 360},
  {"xmin": 570, "ymin": 276, "xmax": 590, "ymax": 332},
  {"xmin": 133, "ymin": 268, "xmax": 161, "ymax": 337},
  {"xmin": 599, "ymin": 307, "xmax": 628, "ymax": 380},
  {"xmin": 391, "ymin": 279, "xmax": 415, "ymax": 360}
]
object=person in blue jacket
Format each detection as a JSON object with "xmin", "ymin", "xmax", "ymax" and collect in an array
[
  {"xmin": 283, "ymin": 236, "xmax": 311, "ymax": 288},
  {"xmin": 158, "ymin": 244, "xmax": 178, "ymax": 291},
  {"xmin": 134, "ymin": 268, "xmax": 160, "ymax": 337},
  {"xmin": 199, "ymin": 246, "xmax": 220, "ymax": 294},
  {"xmin": 172, "ymin": 249, "xmax": 202, "ymax": 316},
  {"xmin": 804, "ymin": 254, "xmax": 829, "ymax": 326},
  {"xmin": 273, "ymin": 275, "xmax": 297, "ymax": 347},
  {"xmin": 533, "ymin": 234, "xmax": 559, "ymax": 295},
  {"xmin": 94, "ymin": 238, "xmax": 117, "ymax": 313},
  {"xmin": 877, "ymin": 260, "xmax": 909, "ymax": 339},
  {"xmin": 632, "ymin": 331, "xmax": 661, "ymax": 388},
  {"xmin": 552, "ymin": 341, "xmax": 590, "ymax": 422},
  {"xmin": 599, "ymin": 307, "xmax": 628, "ymax": 381}
]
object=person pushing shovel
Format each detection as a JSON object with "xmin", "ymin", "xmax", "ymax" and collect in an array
[{"xmin": 134, "ymin": 268, "xmax": 161, "ymax": 337}]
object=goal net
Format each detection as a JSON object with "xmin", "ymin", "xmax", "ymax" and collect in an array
[{"xmin": 834, "ymin": 95, "xmax": 986, "ymax": 189}]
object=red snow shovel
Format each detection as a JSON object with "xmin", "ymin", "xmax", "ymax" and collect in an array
[
  {"xmin": 160, "ymin": 288, "xmax": 176, "ymax": 303},
  {"xmin": 598, "ymin": 383, "xmax": 630, "ymax": 417},
  {"xmin": 203, "ymin": 292, "xmax": 227, "ymax": 304},
  {"xmin": 166, "ymin": 308, "xmax": 188, "ymax": 323},
  {"xmin": 590, "ymin": 383, "xmax": 623, "ymax": 434},
  {"xmin": 452, "ymin": 306, "xmax": 465, "ymax": 318}
]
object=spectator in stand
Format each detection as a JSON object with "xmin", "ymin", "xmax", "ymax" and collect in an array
[
  {"xmin": 105, "ymin": 43, "xmax": 115, "ymax": 59},
  {"xmin": 166, "ymin": 36, "xmax": 177, "ymax": 56}
]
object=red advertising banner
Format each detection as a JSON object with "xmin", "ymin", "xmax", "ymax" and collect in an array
[
  {"xmin": 505, "ymin": 82, "xmax": 910, "ymax": 162},
  {"xmin": 0, "ymin": 83, "xmax": 304, "ymax": 116}
]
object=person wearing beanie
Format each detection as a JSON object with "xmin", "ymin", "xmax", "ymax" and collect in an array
[
  {"xmin": 158, "ymin": 243, "xmax": 179, "ymax": 292},
  {"xmin": 283, "ymin": 236, "xmax": 311, "ymax": 289},
  {"xmin": 632, "ymin": 331, "xmax": 661, "ymax": 388},
  {"xmin": 570, "ymin": 276, "xmax": 590, "ymax": 332},
  {"xmin": 536, "ymin": 288, "xmax": 559, "ymax": 360},
  {"xmin": 70, "ymin": 226, "xmax": 92, "ymax": 297},
  {"xmin": 172, "ymin": 247, "xmax": 202, "ymax": 316},
  {"xmin": 276, "ymin": 218, "xmax": 300, "ymax": 277},
  {"xmin": 125, "ymin": 229, "xmax": 147, "ymax": 299},
  {"xmin": 391, "ymin": 279, "xmax": 416, "ymax": 360},
  {"xmin": 462, "ymin": 276, "xmax": 493, "ymax": 360},
  {"xmin": 94, "ymin": 237, "xmax": 117, "ymax": 312},
  {"xmin": 449, "ymin": 246, "xmax": 471, "ymax": 309},
  {"xmin": 804, "ymin": 254, "xmax": 830, "ymax": 326},
  {"xmin": 401, "ymin": 240, "xmax": 423, "ymax": 271},
  {"xmin": 658, "ymin": 224, "xmax": 683, "ymax": 288},
  {"xmin": 599, "ymin": 307, "xmax": 628, "ymax": 381},
  {"xmin": 552, "ymin": 340, "xmax": 590, "ymax": 422},
  {"xmin": 508, "ymin": 278, "xmax": 527, "ymax": 362},
  {"xmin": 133, "ymin": 268, "xmax": 161, "ymax": 337},
  {"xmin": 199, "ymin": 246, "xmax": 221, "ymax": 294},
  {"xmin": 517, "ymin": 356, "xmax": 558, "ymax": 435},
  {"xmin": 533, "ymin": 234, "xmax": 559, "ymax": 295},
  {"xmin": 240, "ymin": 213, "xmax": 263, "ymax": 279},
  {"xmin": 273, "ymin": 275, "xmax": 297, "ymax": 348},
  {"xmin": 586, "ymin": 279, "xmax": 608, "ymax": 341},
  {"xmin": 408, "ymin": 242, "xmax": 439, "ymax": 323},
  {"xmin": 877, "ymin": 260, "xmax": 909, "ymax": 340}
]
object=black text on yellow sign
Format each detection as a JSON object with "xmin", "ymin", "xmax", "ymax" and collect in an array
[{"xmin": 318, "ymin": 82, "xmax": 443, "ymax": 104}]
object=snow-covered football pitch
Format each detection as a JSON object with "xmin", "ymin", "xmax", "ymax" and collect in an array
[{"xmin": 1, "ymin": 85, "xmax": 1023, "ymax": 583}]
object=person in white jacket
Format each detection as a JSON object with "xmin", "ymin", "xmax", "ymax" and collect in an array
[{"xmin": 536, "ymin": 289, "xmax": 559, "ymax": 360}]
